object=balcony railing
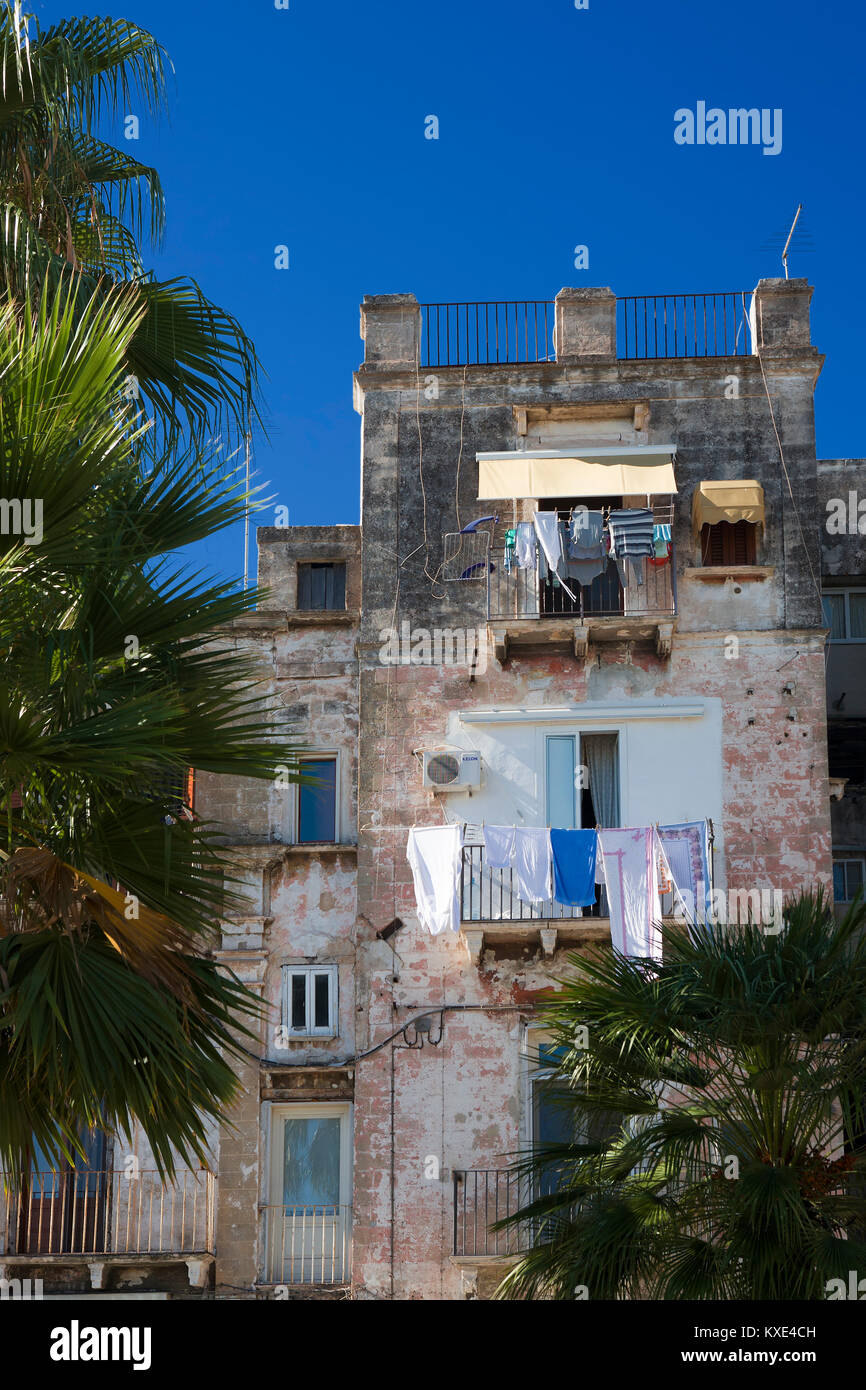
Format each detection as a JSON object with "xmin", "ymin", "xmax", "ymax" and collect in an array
[
  {"xmin": 261, "ymin": 1204, "xmax": 352, "ymax": 1285},
  {"xmin": 618, "ymin": 292, "xmax": 751, "ymax": 360},
  {"xmin": 453, "ymin": 1170, "xmax": 535, "ymax": 1257},
  {"xmin": 462, "ymin": 843, "xmax": 608, "ymax": 923},
  {"xmin": 418, "ymin": 293, "xmax": 751, "ymax": 366},
  {"xmin": 487, "ymin": 546, "xmax": 676, "ymax": 624},
  {"xmin": 3, "ymin": 1169, "xmax": 214, "ymax": 1257},
  {"xmin": 421, "ymin": 301, "xmax": 555, "ymax": 368}
]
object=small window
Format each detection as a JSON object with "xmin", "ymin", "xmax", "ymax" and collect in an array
[
  {"xmin": 823, "ymin": 589, "xmax": 866, "ymax": 642},
  {"xmin": 281, "ymin": 965, "xmax": 338, "ymax": 1037},
  {"xmin": 297, "ymin": 562, "xmax": 346, "ymax": 611},
  {"xmin": 700, "ymin": 520, "xmax": 757, "ymax": 566},
  {"xmin": 833, "ymin": 859, "xmax": 865, "ymax": 903},
  {"xmin": 298, "ymin": 757, "xmax": 337, "ymax": 843}
]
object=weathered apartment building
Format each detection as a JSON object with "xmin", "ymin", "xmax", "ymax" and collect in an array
[{"xmin": 3, "ymin": 278, "xmax": 863, "ymax": 1301}]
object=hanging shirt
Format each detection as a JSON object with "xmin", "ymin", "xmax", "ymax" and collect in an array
[
  {"xmin": 550, "ymin": 829, "xmax": 598, "ymax": 906},
  {"xmin": 484, "ymin": 825, "xmax": 552, "ymax": 904},
  {"xmin": 532, "ymin": 511, "xmax": 564, "ymax": 578},
  {"xmin": 597, "ymin": 827, "xmax": 668, "ymax": 961},
  {"xmin": 406, "ymin": 825, "xmax": 463, "ymax": 935},
  {"xmin": 515, "ymin": 522, "xmax": 535, "ymax": 570}
]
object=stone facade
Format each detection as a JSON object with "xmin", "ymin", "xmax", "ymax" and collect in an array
[{"xmin": 196, "ymin": 278, "xmax": 839, "ymax": 1301}]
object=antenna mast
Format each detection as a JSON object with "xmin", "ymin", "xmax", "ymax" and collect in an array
[{"xmin": 781, "ymin": 204, "xmax": 803, "ymax": 280}]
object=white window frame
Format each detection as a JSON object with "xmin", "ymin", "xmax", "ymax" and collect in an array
[
  {"xmin": 833, "ymin": 857, "xmax": 865, "ymax": 902},
  {"xmin": 295, "ymin": 752, "xmax": 340, "ymax": 844},
  {"xmin": 281, "ymin": 964, "xmax": 338, "ymax": 1038},
  {"xmin": 823, "ymin": 588, "xmax": 866, "ymax": 643}
]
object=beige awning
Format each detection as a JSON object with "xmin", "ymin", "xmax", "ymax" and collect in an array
[
  {"xmin": 477, "ymin": 446, "xmax": 677, "ymax": 500},
  {"xmin": 692, "ymin": 480, "xmax": 765, "ymax": 532}
]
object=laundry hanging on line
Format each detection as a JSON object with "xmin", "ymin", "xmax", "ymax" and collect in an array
[
  {"xmin": 483, "ymin": 825, "xmax": 553, "ymax": 903},
  {"xmin": 406, "ymin": 824, "xmax": 463, "ymax": 935},
  {"xmin": 407, "ymin": 821, "xmax": 710, "ymax": 957}
]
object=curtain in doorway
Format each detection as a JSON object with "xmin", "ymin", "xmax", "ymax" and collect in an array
[{"xmin": 583, "ymin": 734, "xmax": 620, "ymax": 828}]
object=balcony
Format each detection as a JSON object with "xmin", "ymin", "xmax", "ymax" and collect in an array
[
  {"xmin": 461, "ymin": 843, "xmax": 610, "ymax": 958},
  {"xmin": 1, "ymin": 1169, "xmax": 215, "ymax": 1290},
  {"xmin": 260, "ymin": 1204, "xmax": 352, "ymax": 1287},
  {"xmin": 487, "ymin": 544, "xmax": 677, "ymax": 661}
]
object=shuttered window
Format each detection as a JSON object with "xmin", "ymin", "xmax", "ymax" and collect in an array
[
  {"xmin": 700, "ymin": 520, "xmax": 757, "ymax": 566},
  {"xmin": 297, "ymin": 562, "xmax": 346, "ymax": 611}
]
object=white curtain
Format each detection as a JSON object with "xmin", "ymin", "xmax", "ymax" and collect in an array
[{"xmin": 582, "ymin": 734, "xmax": 620, "ymax": 828}]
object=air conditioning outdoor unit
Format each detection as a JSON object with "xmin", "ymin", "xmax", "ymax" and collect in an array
[{"xmin": 421, "ymin": 750, "xmax": 482, "ymax": 791}]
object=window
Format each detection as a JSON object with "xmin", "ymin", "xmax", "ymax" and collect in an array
[
  {"xmin": 823, "ymin": 589, "xmax": 866, "ymax": 642},
  {"xmin": 828, "ymin": 724, "xmax": 866, "ymax": 784},
  {"xmin": 700, "ymin": 520, "xmax": 757, "ymax": 566},
  {"xmin": 297, "ymin": 562, "xmax": 346, "ymax": 611},
  {"xmin": 833, "ymin": 859, "xmax": 865, "ymax": 903},
  {"xmin": 298, "ymin": 757, "xmax": 337, "ymax": 842},
  {"xmin": 281, "ymin": 964, "xmax": 338, "ymax": 1037}
]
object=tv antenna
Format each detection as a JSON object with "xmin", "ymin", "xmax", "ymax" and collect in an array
[{"xmin": 781, "ymin": 204, "xmax": 802, "ymax": 280}]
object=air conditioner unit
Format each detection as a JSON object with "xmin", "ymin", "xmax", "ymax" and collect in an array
[{"xmin": 422, "ymin": 750, "xmax": 482, "ymax": 791}]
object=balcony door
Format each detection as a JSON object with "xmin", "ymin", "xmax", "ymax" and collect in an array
[
  {"xmin": 17, "ymin": 1129, "xmax": 108, "ymax": 1255},
  {"xmin": 537, "ymin": 496, "xmax": 624, "ymax": 618},
  {"xmin": 267, "ymin": 1104, "xmax": 352, "ymax": 1284}
]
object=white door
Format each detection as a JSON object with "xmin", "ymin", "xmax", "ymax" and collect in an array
[{"xmin": 267, "ymin": 1104, "xmax": 351, "ymax": 1283}]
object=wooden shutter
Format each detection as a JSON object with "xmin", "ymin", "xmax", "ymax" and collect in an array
[{"xmin": 701, "ymin": 521, "xmax": 756, "ymax": 566}]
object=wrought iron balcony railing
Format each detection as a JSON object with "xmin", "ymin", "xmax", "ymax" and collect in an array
[
  {"xmin": 418, "ymin": 292, "xmax": 751, "ymax": 367},
  {"xmin": 453, "ymin": 1170, "xmax": 535, "ymax": 1257},
  {"xmin": 3, "ymin": 1169, "xmax": 214, "ymax": 1257},
  {"xmin": 261, "ymin": 1204, "xmax": 352, "ymax": 1285},
  {"xmin": 487, "ymin": 545, "xmax": 676, "ymax": 624},
  {"xmin": 461, "ymin": 843, "xmax": 608, "ymax": 923}
]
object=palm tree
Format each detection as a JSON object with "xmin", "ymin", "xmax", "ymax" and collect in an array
[
  {"xmin": 495, "ymin": 892, "xmax": 866, "ymax": 1300},
  {"xmin": 0, "ymin": 279, "xmax": 293, "ymax": 1179},
  {"xmin": 0, "ymin": 1, "xmax": 259, "ymax": 443}
]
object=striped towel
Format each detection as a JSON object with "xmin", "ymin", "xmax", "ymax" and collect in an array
[{"xmin": 607, "ymin": 508, "xmax": 655, "ymax": 561}]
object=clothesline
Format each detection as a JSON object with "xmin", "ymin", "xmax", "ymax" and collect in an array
[
  {"xmin": 504, "ymin": 507, "xmax": 673, "ymax": 592},
  {"xmin": 406, "ymin": 821, "xmax": 713, "ymax": 963}
]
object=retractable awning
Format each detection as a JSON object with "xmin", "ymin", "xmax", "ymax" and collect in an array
[
  {"xmin": 692, "ymin": 480, "xmax": 765, "ymax": 532},
  {"xmin": 476, "ymin": 445, "xmax": 677, "ymax": 500}
]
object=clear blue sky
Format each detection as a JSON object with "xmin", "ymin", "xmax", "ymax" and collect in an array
[{"xmin": 41, "ymin": 0, "xmax": 866, "ymax": 580}]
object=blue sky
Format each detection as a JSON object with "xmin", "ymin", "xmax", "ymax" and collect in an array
[{"xmin": 41, "ymin": 0, "xmax": 866, "ymax": 579}]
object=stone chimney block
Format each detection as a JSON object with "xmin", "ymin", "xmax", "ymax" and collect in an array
[
  {"xmin": 554, "ymin": 288, "xmax": 617, "ymax": 363},
  {"xmin": 750, "ymin": 278, "xmax": 814, "ymax": 356},
  {"xmin": 360, "ymin": 294, "xmax": 420, "ymax": 369}
]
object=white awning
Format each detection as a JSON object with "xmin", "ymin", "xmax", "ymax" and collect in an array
[{"xmin": 477, "ymin": 445, "xmax": 678, "ymax": 499}]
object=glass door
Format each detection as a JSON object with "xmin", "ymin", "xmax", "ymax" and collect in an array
[{"xmin": 268, "ymin": 1105, "xmax": 351, "ymax": 1283}]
